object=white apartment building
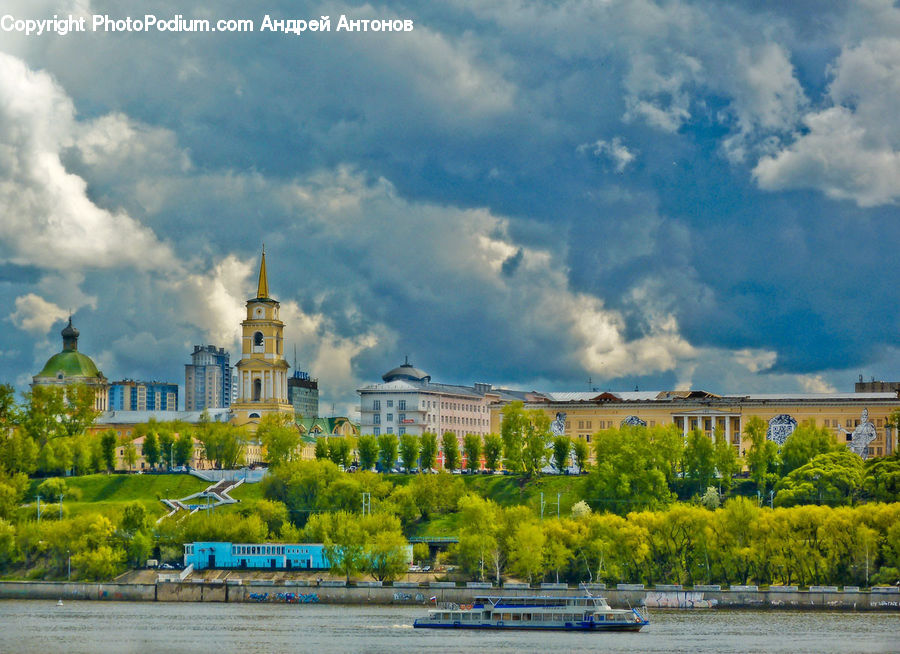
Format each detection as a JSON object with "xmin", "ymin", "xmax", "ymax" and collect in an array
[{"xmin": 357, "ymin": 360, "xmax": 525, "ymax": 437}]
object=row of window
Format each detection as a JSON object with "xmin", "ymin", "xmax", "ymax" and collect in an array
[{"xmin": 230, "ymin": 545, "xmax": 313, "ymax": 556}]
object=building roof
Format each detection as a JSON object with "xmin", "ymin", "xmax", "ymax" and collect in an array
[
  {"xmin": 95, "ymin": 409, "xmax": 233, "ymax": 425},
  {"xmin": 36, "ymin": 350, "xmax": 103, "ymax": 380},
  {"xmin": 35, "ymin": 316, "xmax": 105, "ymax": 381},
  {"xmin": 382, "ymin": 359, "xmax": 431, "ymax": 383}
]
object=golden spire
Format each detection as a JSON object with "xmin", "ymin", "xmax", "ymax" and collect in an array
[{"xmin": 256, "ymin": 246, "xmax": 269, "ymax": 299}]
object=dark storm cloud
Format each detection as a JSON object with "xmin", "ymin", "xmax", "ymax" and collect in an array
[{"xmin": 0, "ymin": 0, "xmax": 897, "ymax": 409}]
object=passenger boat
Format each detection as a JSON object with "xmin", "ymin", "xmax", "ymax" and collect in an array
[{"xmin": 413, "ymin": 594, "xmax": 649, "ymax": 631}]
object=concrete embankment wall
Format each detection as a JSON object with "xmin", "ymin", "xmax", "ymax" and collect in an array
[
  {"xmin": 2, "ymin": 580, "xmax": 898, "ymax": 610},
  {"xmin": 0, "ymin": 581, "xmax": 156, "ymax": 601}
]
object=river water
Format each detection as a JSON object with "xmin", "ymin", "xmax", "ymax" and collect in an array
[{"xmin": 0, "ymin": 601, "xmax": 897, "ymax": 653}]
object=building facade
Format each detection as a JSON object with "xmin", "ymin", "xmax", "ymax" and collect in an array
[
  {"xmin": 288, "ymin": 370, "xmax": 319, "ymax": 419},
  {"xmin": 108, "ymin": 380, "xmax": 178, "ymax": 411},
  {"xmin": 357, "ymin": 360, "xmax": 527, "ymax": 438},
  {"xmin": 32, "ymin": 316, "xmax": 108, "ymax": 411},
  {"xmin": 185, "ymin": 345, "xmax": 232, "ymax": 411},
  {"xmin": 490, "ymin": 390, "xmax": 900, "ymax": 459},
  {"xmin": 231, "ymin": 249, "xmax": 293, "ymax": 428}
]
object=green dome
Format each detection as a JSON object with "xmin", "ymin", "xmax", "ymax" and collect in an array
[{"xmin": 36, "ymin": 350, "xmax": 102, "ymax": 380}]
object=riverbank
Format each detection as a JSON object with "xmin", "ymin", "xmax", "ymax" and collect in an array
[{"xmin": 1, "ymin": 579, "xmax": 898, "ymax": 610}]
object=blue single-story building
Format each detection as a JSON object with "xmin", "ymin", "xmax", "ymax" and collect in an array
[{"xmin": 185, "ymin": 542, "xmax": 330, "ymax": 570}]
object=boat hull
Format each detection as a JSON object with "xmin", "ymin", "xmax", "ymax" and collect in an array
[{"xmin": 413, "ymin": 621, "xmax": 647, "ymax": 632}]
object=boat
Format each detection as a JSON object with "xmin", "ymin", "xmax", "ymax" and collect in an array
[
  {"xmin": 56, "ymin": 599, "xmax": 63, "ymax": 606},
  {"xmin": 413, "ymin": 594, "xmax": 649, "ymax": 631}
]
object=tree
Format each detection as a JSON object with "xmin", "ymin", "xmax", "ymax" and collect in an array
[
  {"xmin": 552, "ymin": 435, "xmax": 571, "ymax": 473},
  {"xmin": 419, "ymin": 432, "xmax": 438, "ymax": 472},
  {"xmin": 572, "ymin": 437, "xmax": 590, "ymax": 473},
  {"xmin": 99, "ymin": 430, "xmax": 117, "ymax": 472},
  {"xmin": 377, "ymin": 433, "xmax": 398, "ymax": 472},
  {"xmin": 500, "ymin": 402, "xmax": 527, "ymax": 472},
  {"xmin": 441, "ymin": 432, "xmax": 460, "ymax": 471},
  {"xmin": 586, "ymin": 426, "xmax": 674, "ymax": 514},
  {"xmin": 305, "ymin": 511, "xmax": 366, "ymax": 582},
  {"xmin": 774, "ymin": 450, "xmax": 864, "ymax": 507},
  {"xmin": 21, "ymin": 384, "xmax": 98, "ymax": 444},
  {"xmin": 37, "ymin": 477, "xmax": 68, "ymax": 502},
  {"xmin": 744, "ymin": 416, "xmax": 780, "ymax": 495},
  {"xmin": 463, "ymin": 434, "xmax": 482, "ymax": 472},
  {"xmin": 142, "ymin": 431, "xmax": 160, "ymax": 469},
  {"xmin": 196, "ymin": 423, "xmax": 246, "ymax": 469},
  {"xmin": 357, "ymin": 435, "xmax": 379, "ymax": 471},
  {"xmin": 0, "ymin": 430, "xmax": 38, "ymax": 475},
  {"xmin": 399, "ymin": 433, "xmax": 420, "ymax": 472},
  {"xmin": 781, "ymin": 421, "xmax": 840, "ymax": 476},
  {"xmin": 862, "ymin": 453, "xmax": 900, "ymax": 502},
  {"xmin": 173, "ymin": 431, "xmax": 194, "ymax": 467},
  {"xmin": 327, "ymin": 437, "xmax": 352, "ymax": 468},
  {"xmin": 157, "ymin": 429, "xmax": 175, "ymax": 468},
  {"xmin": 684, "ymin": 429, "xmax": 716, "ymax": 494},
  {"xmin": 0, "ymin": 384, "xmax": 20, "ymax": 430},
  {"xmin": 714, "ymin": 435, "xmax": 739, "ymax": 491},
  {"xmin": 457, "ymin": 494, "xmax": 502, "ymax": 582},
  {"xmin": 483, "ymin": 433, "xmax": 503, "ymax": 472},
  {"xmin": 123, "ymin": 441, "xmax": 138, "ymax": 471},
  {"xmin": 314, "ymin": 437, "xmax": 329, "ymax": 460},
  {"xmin": 258, "ymin": 413, "xmax": 300, "ymax": 467},
  {"xmin": 120, "ymin": 502, "xmax": 148, "ymax": 534},
  {"xmin": 507, "ymin": 522, "xmax": 545, "ymax": 583},
  {"xmin": 37, "ymin": 440, "xmax": 57, "ymax": 475},
  {"xmin": 522, "ymin": 410, "xmax": 551, "ymax": 476},
  {"xmin": 366, "ymin": 529, "xmax": 409, "ymax": 582}
]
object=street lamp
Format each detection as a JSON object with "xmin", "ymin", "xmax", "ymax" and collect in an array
[{"xmin": 67, "ymin": 549, "xmax": 71, "ymax": 581}]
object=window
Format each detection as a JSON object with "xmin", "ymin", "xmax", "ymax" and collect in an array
[
  {"xmin": 399, "ymin": 427, "xmax": 406, "ymax": 435},
  {"xmin": 387, "ymin": 427, "xmax": 393, "ymax": 434},
  {"xmin": 253, "ymin": 331, "xmax": 264, "ymax": 351},
  {"xmin": 398, "ymin": 400, "xmax": 406, "ymax": 410},
  {"xmin": 373, "ymin": 400, "xmax": 381, "ymax": 410},
  {"xmin": 253, "ymin": 378, "xmax": 262, "ymax": 401},
  {"xmin": 387, "ymin": 400, "xmax": 394, "ymax": 407},
  {"xmin": 373, "ymin": 427, "xmax": 380, "ymax": 436},
  {"xmin": 399, "ymin": 413, "xmax": 406, "ymax": 422},
  {"xmin": 386, "ymin": 413, "xmax": 393, "ymax": 422},
  {"xmin": 373, "ymin": 414, "xmax": 381, "ymax": 424}
]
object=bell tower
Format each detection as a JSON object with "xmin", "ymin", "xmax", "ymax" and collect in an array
[{"xmin": 231, "ymin": 248, "xmax": 292, "ymax": 427}]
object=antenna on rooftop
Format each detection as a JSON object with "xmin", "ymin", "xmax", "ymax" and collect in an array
[{"xmin": 293, "ymin": 344, "xmax": 297, "ymax": 370}]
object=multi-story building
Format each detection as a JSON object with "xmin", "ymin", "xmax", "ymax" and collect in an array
[
  {"xmin": 357, "ymin": 359, "xmax": 528, "ymax": 437},
  {"xmin": 855, "ymin": 377, "xmax": 900, "ymax": 394},
  {"xmin": 490, "ymin": 389, "xmax": 899, "ymax": 459},
  {"xmin": 185, "ymin": 345, "xmax": 232, "ymax": 410},
  {"xmin": 288, "ymin": 370, "xmax": 319, "ymax": 419},
  {"xmin": 231, "ymin": 249, "xmax": 293, "ymax": 429},
  {"xmin": 108, "ymin": 380, "xmax": 178, "ymax": 411},
  {"xmin": 32, "ymin": 316, "xmax": 108, "ymax": 411}
]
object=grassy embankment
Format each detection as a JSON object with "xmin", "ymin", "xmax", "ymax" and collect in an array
[
  {"xmin": 22, "ymin": 474, "xmax": 208, "ymax": 522},
  {"xmin": 21, "ymin": 472, "xmax": 585, "ymax": 535}
]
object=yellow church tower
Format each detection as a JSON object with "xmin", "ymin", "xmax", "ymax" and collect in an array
[{"xmin": 231, "ymin": 248, "xmax": 293, "ymax": 428}]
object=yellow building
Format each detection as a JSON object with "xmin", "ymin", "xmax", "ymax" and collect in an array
[
  {"xmin": 231, "ymin": 249, "xmax": 293, "ymax": 429},
  {"xmin": 32, "ymin": 316, "xmax": 108, "ymax": 411},
  {"xmin": 490, "ymin": 390, "xmax": 899, "ymax": 459}
]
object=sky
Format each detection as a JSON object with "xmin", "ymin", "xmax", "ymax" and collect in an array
[{"xmin": 1, "ymin": 0, "xmax": 898, "ymax": 417}]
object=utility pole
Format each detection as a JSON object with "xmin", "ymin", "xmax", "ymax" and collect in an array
[
  {"xmin": 540, "ymin": 492, "xmax": 544, "ymax": 520},
  {"xmin": 36, "ymin": 495, "xmax": 41, "ymax": 523},
  {"xmin": 556, "ymin": 493, "xmax": 561, "ymax": 518},
  {"xmin": 362, "ymin": 492, "xmax": 371, "ymax": 516}
]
